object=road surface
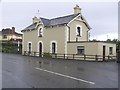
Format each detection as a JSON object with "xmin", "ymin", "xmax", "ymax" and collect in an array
[{"xmin": 2, "ymin": 53, "xmax": 118, "ymax": 88}]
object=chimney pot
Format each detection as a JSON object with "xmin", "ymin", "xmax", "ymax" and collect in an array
[
  {"xmin": 32, "ymin": 16, "xmax": 39, "ymax": 23},
  {"xmin": 74, "ymin": 5, "xmax": 81, "ymax": 14}
]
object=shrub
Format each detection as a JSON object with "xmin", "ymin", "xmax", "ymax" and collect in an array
[
  {"xmin": 0, "ymin": 42, "xmax": 22, "ymax": 53},
  {"xmin": 43, "ymin": 52, "xmax": 52, "ymax": 58}
]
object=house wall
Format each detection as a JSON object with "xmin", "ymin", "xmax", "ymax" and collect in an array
[
  {"xmin": 67, "ymin": 42, "xmax": 116, "ymax": 56},
  {"xmin": 97, "ymin": 43, "xmax": 116, "ymax": 56},
  {"xmin": 22, "ymin": 25, "xmax": 66, "ymax": 54},
  {"xmin": 1, "ymin": 35, "xmax": 10, "ymax": 40},
  {"xmin": 67, "ymin": 42, "xmax": 116, "ymax": 60},
  {"xmin": 0, "ymin": 34, "xmax": 21, "ymax": 40},
  {"xmin": 68, "ymin": 16, "xmax": 89, "ymax": 42},
  {"xmin": 67, "ymin": 42, "xmax": 99, "ymax": 55}
]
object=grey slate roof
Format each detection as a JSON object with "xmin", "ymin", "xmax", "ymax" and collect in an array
[
  {"xmin": 22, "ymin": 23, "xmax": 37, "ymax": 32},
  {"xmin": 21, "ymin": 14, "xmax": 79, "ymax": 32},
  {"xmin": 44, "ymin": 14, "xmax": 79, "ymax": 26},
  {"xmin": 40, "ymin": 18, "xmax": 50, "ymax": 26}
]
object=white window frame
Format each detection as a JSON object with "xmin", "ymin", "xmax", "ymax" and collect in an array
[
  {"xmin": 50, "ymin": 41, "xmax": 57, "ymax": 54},
  {"xmin": 76, "ymin": 25, "xmax": 82, "ymax": 37},
  {"xmin": 37, "ymin": 41, "xmax": 44, "ymax": 53},
  {"xmin": 77, "ymin": 46, "xmax": 85, "ymax": 55},
  {"xmin": 27, "ymin": 42, "xmax": 32, "ymax": 52},
  {"xmin": 38, "ymin": 27, "xmax": 43, "ymax": 37}
]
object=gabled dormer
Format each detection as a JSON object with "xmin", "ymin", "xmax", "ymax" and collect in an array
[{"xmin": 66, "ymin": 5, "xmax": 91, "ymax": 42}]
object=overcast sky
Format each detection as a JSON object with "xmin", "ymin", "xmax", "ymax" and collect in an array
[{"xmin": 1, "ymin": 1, "xmax": 118, "ymax": 40}]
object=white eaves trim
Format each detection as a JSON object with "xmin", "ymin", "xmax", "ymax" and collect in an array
[
  {"xmin": 67, "ymin": 14, "xmax": 91, "ymax": 30},
  {"xmin": 68, "ymin": 13, "xmax": 81, "ymax": 25},
  {"xmin": 81, "ymin": 15, "xmax": 91, "ymax": 30}
]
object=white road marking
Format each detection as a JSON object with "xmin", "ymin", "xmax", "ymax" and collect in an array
[{"xmin": 35, "ymin": 67, "xmax": 95, "ymax": 85}]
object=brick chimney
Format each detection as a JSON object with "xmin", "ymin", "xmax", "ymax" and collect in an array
[{"xmin": 12, "ymin": 27, "xmax": 15, "ymax": 34}]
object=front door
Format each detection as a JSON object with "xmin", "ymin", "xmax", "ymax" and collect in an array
[
  {"xmin": 103, "ymin": 46, "xmax": 106, "ymax": 61},
  {"xmin": 39, "ymin": 42, "xmax": 42, "ymax": 57}
]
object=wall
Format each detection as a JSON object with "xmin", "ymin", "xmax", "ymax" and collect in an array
[
  {"xmin": 67, "ymin": 42, "xmax": 116, "ymax": 56},
  {"xmin": 68, "ymin": 16, "xmax": 89, "ymax": 42},
  {"xmin": 67, "ymin": 42, "xmax": 99, "ymax": 55},
  {"xmin": 67, "ymin": 42, "xmax": 116, "ymax": 60},
  {"xmin": 0, "ymin": 34, "xmax": 21, "ymax": 40},
  {"xmin": 22, "ymin": 25, "xmax": 66, "ymax": 54},
  {"xmin": 98, "ymin": 43, "xmax": 116, "ymax": 56}
]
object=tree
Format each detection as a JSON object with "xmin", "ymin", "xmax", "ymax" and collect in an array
[
  {"xmin": 91, "ymin": 39, "xmax": 98, "ymax": 41},
  {"xmin": 106, "ymin": 39, "xmax": 111, "ymax": 42}
]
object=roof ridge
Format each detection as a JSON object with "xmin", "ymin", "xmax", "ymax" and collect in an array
[
  {"xmin": 40, "ymin": 17, "xmax": 50, "ymax": 20},
  {"xmin": 22, "ymin": 13, "xmax": 80, "ymax": 31},
  {"xmin": 50, "ymin": 14, "xmax": 78, "ymax": 20}
]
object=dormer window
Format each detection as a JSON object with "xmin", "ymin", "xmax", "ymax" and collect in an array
[
  {"xmin": 38, "ymin": 28, "xmax": 43, "ymax": 37},
  {"xmin": 76, "ymin": 26, "xmax": 82, "ymax": 36}
]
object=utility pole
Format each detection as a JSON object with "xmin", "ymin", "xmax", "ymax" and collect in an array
[
  {"xmin": 17, "ymin": 39, "xmax": 20, "ymax": 52},
  {"xmin": 117, "ymin": 44, "xmax": 120, "ymax": 63},
  {"xmin": 118, "ymin": 1, "xmax": 120, "ymax": 63},
  {"xmin": 107, "ymin": 35, "xmax": 108, "ymax": 40}
]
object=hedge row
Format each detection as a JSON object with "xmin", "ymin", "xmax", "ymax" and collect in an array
[{"xmin": 0, "ymin": 42, "xmax": 22, "ymax": 53}]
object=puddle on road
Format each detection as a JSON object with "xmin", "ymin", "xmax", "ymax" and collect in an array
[
  {"xmin": 43, "ymin": 61, "xmax": 50, "ymax": 65},
  {"xmin": 77, "ymin": 67, "xmax": 85, "ymax": 71},
  {"xmin": 35, "ymin": 61, "xmax": 53, "ymax": 68}
]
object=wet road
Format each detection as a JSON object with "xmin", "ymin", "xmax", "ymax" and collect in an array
[{"xmin": 2, "ymin": 53, "xmax": 118, "ymax": 88}]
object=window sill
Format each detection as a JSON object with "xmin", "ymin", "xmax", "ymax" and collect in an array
[
  {"xmin": 77, "ymin": 35, "xmax": 82, "ymax": 37},
  {"xmin": 109, "ymin": 54, "xmax": 113, "ymax": 55},
  {"xmin": 38, "ymin": 35, "xmax": 43, "ymax": 37},
  {"xmin": 76, "ymin": 53, "xmax": 84, "ymax": 55}
]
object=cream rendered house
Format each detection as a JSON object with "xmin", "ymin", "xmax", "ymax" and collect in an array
[
  {"xmin": 21, "ymin": 5, "xmax": 116, "ymax": 61},
  {"xmin": 0, "ymin": 27, "xmax": 22, "ymax": 41}
]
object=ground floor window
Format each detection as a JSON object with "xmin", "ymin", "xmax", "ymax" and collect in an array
[
  {"xmin": 52, "ymin": 42, "xmax": 56, "ymax": 54},
  {"xmin": 28, "ymin": 42, "xmax": 32, "ymax": 53},
  {"xmin": 50, "ymin": 41, "xmax": 57, "ymax": 54},
  {"xmin": 77, "ymin": 46, "xmax": 85, "ymax": 54},
  {"xmin": 109, "ymin": 47, "xmax": 113, "ymax": 55}
]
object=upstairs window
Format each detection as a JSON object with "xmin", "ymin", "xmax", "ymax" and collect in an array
[
  {"xmin": 76, "ymin": 26, "xmax": 82, "ymax": 37},
  {"xmin": 77, "ymin": 46, "xmax": 85, "ymax": 54},
  {"xmin": 38, "ymin": 28, "xmax": 43, "ymax": 37},
  {"xmin": 109, "ymin": 47, "xmax": 113, "ymax": 55}
]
